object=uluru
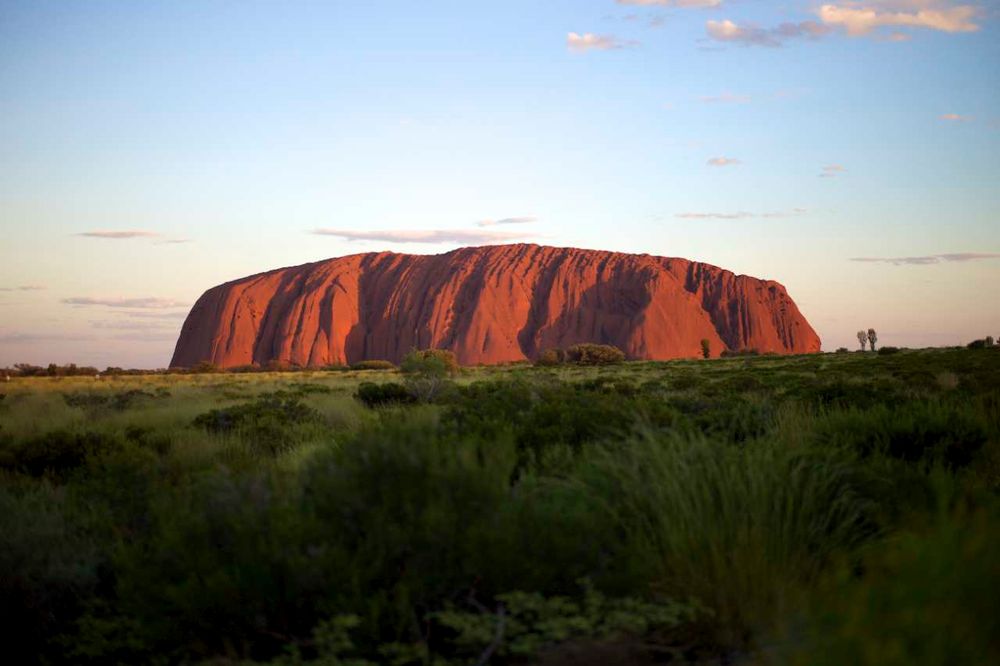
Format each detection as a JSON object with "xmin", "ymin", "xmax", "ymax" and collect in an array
[{"xmin": 170, "ymin": 244, "xmax": 821, "ymax": 368}]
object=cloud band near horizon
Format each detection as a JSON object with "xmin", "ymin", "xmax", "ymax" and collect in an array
[
  {"xmin": 309, "ymin": 228, "xmax": 535, "ymax": 244},
  {"xmin": 851, "ymin": 252, "xmax": 1000, "ymax": 265}
]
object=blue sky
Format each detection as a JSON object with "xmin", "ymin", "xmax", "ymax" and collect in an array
[{"xmin": 1, "ymin": 0, "xmax": 998, "ymax": 367}]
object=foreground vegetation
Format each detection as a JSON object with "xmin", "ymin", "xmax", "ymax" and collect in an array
[{"xmin": 2, "ymin": 348, "xmax": 999, "ymax": 664}]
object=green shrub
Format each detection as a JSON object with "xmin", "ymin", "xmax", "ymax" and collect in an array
[
  {"xmin": 299, "ymin": 419, "xmax": 519, "ymax": 647},
  {"xmin": 0, "ymin": 430, "xmax": 123, "ymax": 479},
  {"xmin": 783, "ymin": 502, "xmax": 1000, "ymax": 666},
  {"xmin": 354, "ymin": 382, "xmax": 415, "ymax": 408},
  {"xmin": 565, "ymin": 343, "xmax": 625, "ymax": 365},
  {"xmin": 400, "ymin": 349, "xmax": 458, "ymax": 403},
  {"xmin": 350, "ymin": 359, "xmax": 397, "ymax": 371},
  {"xmin": 810, "ymin": 401, "xmax": 990, "ymax": 470},
  {"xmin": 720, "ymin": 348, "xmax": 760, "ymax": 358},
  {"xmin": 443, "ymin": 380, "xmax": 681, "ymax": 472},
  {"xmin": 0, "ymin": 481, "xmax": 101, "ymax": 663},
  {"xmin": 63, "ymin": 389, "xmax": 160, "ymax": 413},
  {"xmin": 192, "ymin": 392, "xmax": 323, "ymax": 455},
  {"xmin": 401, "ymin": 348, "xmax": 459, "ymax": 374},
  {"xmin": 967, "ymin": 339, "xmax": 987, "ymax": 349},
  {"xmin": 124, "ymin": 425, "xmax": 172, "ymax": 456},
  {"xmin": 106, "ymin": 468, "xmax": 314, "ymax": 662},
  {"xmin": 190, "ymin": 360, "xmax": 220, "ymax": 374},
  {"xmin": 535, "ymin": 348, "xmax": 566, "ymax": 366},
  {"xmin": 877, "ymin": 346, "xmax": 902, "ymax": 356},
  {"xmin": 567, "ymin": 434, "xmax": 876, "ymax": 648},
  {"xmin": 432, "ymin": 583, "xmax": 700, "ymax": 662}
]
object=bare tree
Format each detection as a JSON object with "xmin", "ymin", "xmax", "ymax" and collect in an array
[
  {"xmin": 867, "ymin": 328, "xmax": 878, "ymax": 352},
  {"xmin": 857, "ymin": 330, "xmax": 867, "ymax": 351}
]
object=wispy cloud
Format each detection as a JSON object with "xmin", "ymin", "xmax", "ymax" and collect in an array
[
  {"xmin": 567, "ymin": 32, "xmax": 637, "ymax": 52},
  {"xmin": 63, "ymin": 297, "xmax": 189, "ymax": 309},
  {"xmin": 0, "ymin": 285, "xmax": 46, "ymax": 292},
  {"xmin": 112, "ymin": 332, "xmax": 179, "ymax": 342},
  {"xmin": 700, "ymin": 92, "xmax": 751, "ymax": 104},
  {"xmin": 91, "ymin": 320, "xmax": 177, "ymax": 330},
  {"xmin": 476, "ymin": 216, "xmax": 538, "ymax": 228},
  {"xmin": 819, "ymin": 164, "xmax": 847, "ymax": 178},
  {"xmin": 0, "ymin": 332, "xmax": 95, "ymax": 343},
  {"xmin": 851, "ymin": 252, "xmax": 1000, "ymax": 265},
  {"xmin": 707, "ymin": 156, "xmax": 742, "ymax": 167},
  {"xmin": 706, "ymin": 2, "xmax": 980, "ymax": 47},
  {"xmin": 818, "ymin": 2, "xmax": 981, "ymax": 37},
  {"xmin": 706, "ymin": 19, "xmax": 830, "ymax": 47},
  {"xmin": 618, "ymin": 0, "xmax": 721, "ymax": 6},
  {"xmin": 121, "ymin": 310, "xmax": 191, "ymax": 320},
  {"xmin": 676, "ymin": 211, "xmax": 753, "ymax": 220},
  {"xmin": 309, "ymin": 228, "xmax": 534, "ymax": 245},
  {"xmin": 155, "ymin": 238, "xmax": 194, "ymax": 245},
  {"xmin": 940, "ymin": 113, "xmax": 972, "ymax": 122},
  {"xmin": 675, "ymin": 208, "xmax": 806, "ymax": 220},
  {"xmin": 77, "ymin": 230, "xmax": 160, "ymax": 239}
]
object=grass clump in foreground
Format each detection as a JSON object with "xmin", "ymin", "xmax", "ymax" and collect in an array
[{"xmin": 0, "ymin": 347, "xmax": 998, "ymax": 664}]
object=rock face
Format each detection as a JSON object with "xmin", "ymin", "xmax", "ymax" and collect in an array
[{"xmin": 170, "ymin": 244, "xmax": 821, "ymax": 368}]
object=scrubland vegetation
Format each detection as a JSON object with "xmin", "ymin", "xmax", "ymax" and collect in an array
[{"xmin": 2, "ymin": 347, "xmax": 999, "ymax": 664}]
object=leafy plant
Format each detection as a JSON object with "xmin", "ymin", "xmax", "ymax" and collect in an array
[
  {"xmin": 564, "ymin": 343, "xmax": 626, "ymax": 365},
  {"xmin": 354, "ymin": 382, "xmax": 415, "ymax": 408},
  {"xmin": 432, "ymin": 583, "xmax": 701, "ymax": 662},
  {"xmin": 350, "ymin": 360, "xmax": 397, "ymax": 371}
]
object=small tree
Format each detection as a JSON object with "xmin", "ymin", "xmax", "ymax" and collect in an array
[
  {"xmin": 867, "ymin": 328, "xmax": 878, "ymax": 352},
  {"xmin": 986, "ymin": 336, "xmax": 995, "ymax": 348},
  {"xmin": 700, "ymin": 339, "xmax": 711, "ymax": 359},
  {"xmin": 857, "ymin": 330, "xmax": 867, "ymax": 351},
  {"xmin": 400, "ymin": 348, "xmax": 457, "ymax": 402}
]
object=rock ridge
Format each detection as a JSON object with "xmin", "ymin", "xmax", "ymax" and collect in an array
[{"xmin": 170, "ymin": 243, "xmax": 821, "ymax": 367}]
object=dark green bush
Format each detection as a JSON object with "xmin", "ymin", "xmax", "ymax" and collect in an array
[
  {"xmin": 350, "ymin": 359, "xmax": 397, "ymax": 371},
  {"xmin": 124, "ymin": 424, "xmax": 172, "ymax": 456},
  {"xmin": 192, "ymin": 392, "xmax": 323, "ymax": 455},
  {"xmin": 443, "ymin": 379, "xmax": 681, "ymax": 471},
  {"xmin": 535, "ymin": 348, "xmax": 566, "ymax": 366},
  {"xmin": 432, "ymin": 584, "xmax": 700, "ymax": 662},
  {"xmin": 721, "ymin": 348, "xmax": 760, "ymax": 358},
  {"xmin": 0, "ymin": 430, "xmax": 123, "ymax": 479},
  {"xmin": 784, "ymin": 502, "xmax": 1000, "ymax": 666},
  {"xmin": 401, "ymin": 348, "xmax": 459, "ymax": 374},
  {"xmin": 63, "ymin": 389, "xmax": 159, "ymax": 413},
  {"xmin": 878, "ymin": 346, "xmax": 902, "ymax": 356},
  {"xmin": 810, "ymin": 401, "xmax": 990, "ymax": 470},
  {"xmin": 0, "ymin": 481, "xmax": 101, "ymax": 663},
  {"xmin": 565, "ymin": 343, "xmax": 625, "ymax": 365},
  {"xmin": 106, "ymin": 468, "xmax": 313, "ymax": 662},
  {"xmin": 288, "ymin": 382, "xmax": 334, "ymax": 395},
  {"xmin": 355, "ymin": 382, "xmax": 415, "ymax": 408},
  {"xmin": 228, "ymin": 364, "xmax": 262, "ymax": 373},
  {"xmin": 566, "ymin": 434, "xmax": 876, "ymax": 649}
]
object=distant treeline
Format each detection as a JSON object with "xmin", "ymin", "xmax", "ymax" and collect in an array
[
  {"xmin": 1, "ymin": 361, "xmax": 392, "ymax": 378},
  {"xmin": 5, "ymin": 337, "xmax": 997, "ymax": 378}
]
